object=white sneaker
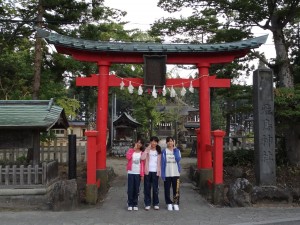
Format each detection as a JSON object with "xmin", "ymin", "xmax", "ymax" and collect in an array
[
  {"xmin": 133, "ymin": 207, "xmax": 138, "ymax": 211},
  {"xmin": 128, "ymin": 207, "xmax": 133, "ymax": 211},
  {"xmin": 173, "ymin": 204, "xmax": 179, "ymax": 211},
  {"xmin": 167, "ymin": 204, "xmax": 173, "ymax": 211},
  {"xmin": 154, "ymin": 205, "xmax": 159, "ymax": 210},
  {"xmin": 145, "ymin": 206, "xmax": 150, "ymax": 210}
]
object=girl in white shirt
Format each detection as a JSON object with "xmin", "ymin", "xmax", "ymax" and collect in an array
[
  {"xmin": 161, "ymin": 136, "xmax": 181, "ymax": 211},
  {"xmin": 141, "ymin": 136, "xmax": 161, "ymax": 210}
]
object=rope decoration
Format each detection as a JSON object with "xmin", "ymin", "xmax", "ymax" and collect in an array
[{"xmin": 114, "ymin": 74, "xmax": 209, "ymax": 98}]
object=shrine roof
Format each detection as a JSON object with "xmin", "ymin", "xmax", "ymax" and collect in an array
[
  {"xmin": 36, "ymin": 28, "xmax": 268, "ymax": 54},
  {"xmin": 0, "ymin": 99, "xmax": 69, "ymax": 131},
  {"xmin": 113, "ymin": 112, "xmax": 141, "ymax": 128}
]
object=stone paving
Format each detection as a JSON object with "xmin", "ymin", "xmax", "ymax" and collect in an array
[{"xmin": 0, "ymin": 157, "xmax": 300, "ymax": 225}]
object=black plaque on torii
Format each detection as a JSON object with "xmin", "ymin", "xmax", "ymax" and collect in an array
[{"xmin": 143, "ymin": 55, "xmax": 167, "ymax": 87}]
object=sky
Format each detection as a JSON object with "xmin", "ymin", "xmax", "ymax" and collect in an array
[{"xmin": 104, "ymin": 0, "xmax": 275, "ymax": 85}]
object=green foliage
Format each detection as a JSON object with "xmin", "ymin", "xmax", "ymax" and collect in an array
[
  {"xmin": 224, "ymin": 149, "xmax": 254, "ymax": 166},
  {"xmin": 274, "ymin": 86, "xmax": 300, "ymax": 122},
  {"xmin": 150, "ymin": 7, "xmax": 221, "ymax": 43},
  {"xmin": 213, "ymin": 84, "xmax": 253, "ymax": 135},
  {"xmin": 40, "ymin": 130, "xmax": 56, "ymax": 144},
  {"xmin": 156, "ymin": 0, "xmax": 299, "ymax": 89},
  {"xmin": 211, "ymin": 95, "xmax": 226, "ymax": 130},
  {"xmin": 0, "ymin": 46, "xmax": 33, "ymax": 100},
  {"xmin": 77, "ymin": 23, "xmax": 131, "ymax": 41},
  {"xmin": 16, "ymin": 155, "xmax": 27, "ymax": 165},
  {"xmin": 0, "ymin": 0, "xmax": 158, "ymax": 127},
  {"xmin": 275, "ymin": 137, "xmax": 289, "ymax": 166},
  {"xmin": 0, "ymin": 155, "xmax": 28, "ymax": 166},
  {"xmin": 109, "ymin": 84, "xmax": 169, "ymax": 140},
  {"xmin": 56, "ymin": 97, "xmax": 80, "ymax": 119},
  {"xmin": 223, "ymin": 142, "xmax": 290, "ymax": 167}
]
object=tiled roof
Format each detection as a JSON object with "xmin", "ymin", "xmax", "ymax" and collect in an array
[
  {"xmin": 36, "ymin": 28, "xmax": 268, "ymax": 54},
  {"xmin": 113, "ymin": 112, "xmax": 141, "ymax": 128},
  {"xmin": 0, "ymin": 99, "xmax": 69, "ymax": 130}
]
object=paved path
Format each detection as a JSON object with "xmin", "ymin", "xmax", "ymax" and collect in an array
[{"xmin": 0, "ymin": 157, "xmax": 300, "ymax": 225}]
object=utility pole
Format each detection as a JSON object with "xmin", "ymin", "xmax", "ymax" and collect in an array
[{"xmin": 110, "ymin": 93, "xmax": 116, "ymax": 147}]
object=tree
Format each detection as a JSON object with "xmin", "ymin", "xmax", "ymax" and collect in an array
[
  {"xmin": 0, "ymin": 0, "xmax": 127, "ymax": 99},
  {"xmin": 151, "ymin": 0, "xmax": 300, "ymax": 165},
  {"xmin": 155, "ymin": 0, "xmax": 300, "ymax": 88}
]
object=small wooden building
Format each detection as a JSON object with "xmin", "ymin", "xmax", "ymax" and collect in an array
[
  {"xmin": 110, "ymin": 112, "xmax": 141, "ymax": 156},
  {"xmin": 0, "ymin": 99, "xmax": 69, "ymax": 165}
]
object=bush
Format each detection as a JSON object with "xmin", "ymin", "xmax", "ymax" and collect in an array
[{"xmin": 224, "ymin": 149, "xmax": 254, "ymax": 166}]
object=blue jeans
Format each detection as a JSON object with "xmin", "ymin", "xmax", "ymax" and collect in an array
[
  {"xmin": 144, "ymin": 172, "xmax": 159, "ymax": 207},
  {"xmin": 127, "ymin": 174, "xmax": 141, "ymax": 207}
]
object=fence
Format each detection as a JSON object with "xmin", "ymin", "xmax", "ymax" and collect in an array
[
  {"xmin": 0, "ymin": 161, "xmax": 58, "ymax": 187},
  {"xmin": 0, "ymin": 139, "xmax": 87, "ymax": 163},
  {"xmin": 223, "ymin": 136, "xmax": 254, "ymax": 151},
  {"xmin": 0, "ymin": 135, "xmax": 256, "ymax": 163},
  {"xmin": 40, "ymin": 142, "xmax": 86, "ymax": 163},
  {"xmin": 110, "ymin": 140, "xmax": 132, "ymax": 157}
]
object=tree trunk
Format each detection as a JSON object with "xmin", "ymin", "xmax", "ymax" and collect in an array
[
  {"xmin": 271, "ymin": 20, "xmax": 294, "ymax": 88},
  {"xmin": 32, "ymin": 0, "xmax": 44, "ymax": 100},
  {"xmin": 271, "ymin": 17, "xmax": 299, "ymax": 165},
  {"xmin": 285, "ymin": 123, "xmax": 300, "ymax": 166}
]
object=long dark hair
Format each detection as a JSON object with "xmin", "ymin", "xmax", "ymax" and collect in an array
[
  {"xmin": 166, "ymin": 136, "xmax": 174, "ymax": 143},
  {"xmin": 150, "ymin": 136, "xmax": 159, "ymax": 142},
  {"xmin": 134, "ymin": 138, "xmax": 145, "ymax": 152},
  {"xmin": 150, "ymin": 136, "xmax": 161, "ymax": 154},
  {"xmin": 166, "ymin": 136, "xmax": 175, "ymax": 149},
  {"xmin": 156, "ymin": 144, "xmax": 161, "ymax": 154}
]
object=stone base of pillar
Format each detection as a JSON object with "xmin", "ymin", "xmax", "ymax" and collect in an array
[
  {"xmin": 212, "ymin": 183, "xmax": 224, "ymax": 205},
  {"xmin": 198, "ymin": 168, "xmax": 213, "ymax": 198},
  {"xmin": 86, "ymin": 184, "xmax": 98, "ymax": 204},
  {"xmin": 96, "ymin": 169, "xmax": 109, "ymax": 195}
]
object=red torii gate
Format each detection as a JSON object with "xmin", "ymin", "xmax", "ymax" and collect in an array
[
  {"xmin": 76, "ymin": 73, "xmax": 229, "ymax": 171},
  {"xmin": 37, "ymin": 28, "xmax": 267, "ymax": 202}
]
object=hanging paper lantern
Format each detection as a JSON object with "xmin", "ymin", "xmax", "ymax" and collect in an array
[
  {"xmin": 162, "ymin": 85, "xmax": 167, "ymax": 96},
  {"xmin": 120, "ymin": 79, "xmax": 125, "ymax": 90},
  {"xmin": 138, "ymin": 85, "xmax": 143, "ymax": 95},
  {"xmin": 189, "ymin": 80, "xmax": 194, "ymax": 93},
  {"xmin": 170, "ymin": 86, "xmax": 176, "ymax": 98},
  {"xmin": 152, "ymin": 85, "xmax": 157, "ymax": 98},
  {"xmin": 180, "ymin": 84, "xmax": 186, "ymax": 96},
  {"xmin": 128, "ymin": 81, "xmax": 134, "ymax": 94}
]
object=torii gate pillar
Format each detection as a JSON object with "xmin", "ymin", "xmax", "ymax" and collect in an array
[
  {"xmin": 197, "ymin": 63, "xmax": 213, "ymax": 192},
  {"xmin": 95, "ymin": 62, "xmax": 110, "ymax": 195},
  {"xmin": 97, "ymin": 62, "xmax": 109, "ymax": 170}
]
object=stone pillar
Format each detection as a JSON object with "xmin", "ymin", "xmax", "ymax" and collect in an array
[{"xmin": 253, "ymin": 68, "xmax": 276, "ymax": 186}]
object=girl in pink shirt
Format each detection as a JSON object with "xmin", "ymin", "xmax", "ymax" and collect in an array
[{"xmin": 126, "ymin": 139, "xmax": 145, "ymax": 211}]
